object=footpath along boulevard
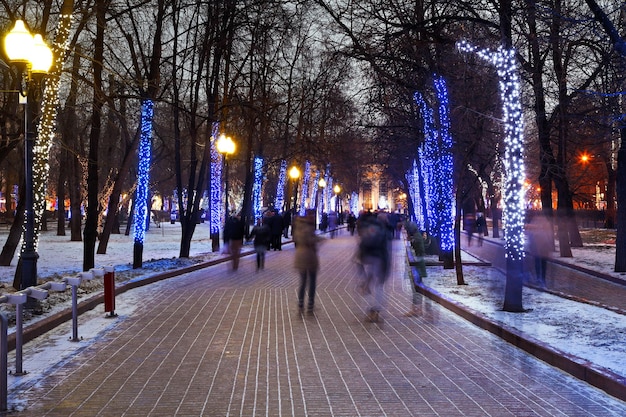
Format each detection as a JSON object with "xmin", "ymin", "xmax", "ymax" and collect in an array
[{"xmin": 6, "ymin": 231, "xmax": 626, "ymax": 416}]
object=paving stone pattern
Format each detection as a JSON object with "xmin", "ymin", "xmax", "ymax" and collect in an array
[{"xmin": 12, "ymin": 234, "xmax": 626, "ymax": 416}]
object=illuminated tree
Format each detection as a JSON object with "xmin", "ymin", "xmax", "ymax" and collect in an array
[{"xmin": 458, "ymin": 41, "xmax": 527, "ymax": 312}]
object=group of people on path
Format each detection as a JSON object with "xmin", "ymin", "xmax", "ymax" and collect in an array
[
  {"xmin": 464, "ymin": 212, "xmax": 488, "ymax": 247},
  {"xmin": 222, "ymin": 207, "xmax": 398, "ymax": 323},
  {"xmin": 223, "ymin": 209, "xmax": 294, "ymax": 272}
]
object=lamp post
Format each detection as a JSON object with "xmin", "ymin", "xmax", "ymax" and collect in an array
[
  {"xmin": 316, "ymin": 177, "xmax": 326, "ymax": 228},
  {"xmin": 4, "ymin": 20, "xmax": 53, "ymax": 291},
  {"xmin": 288, "ymin": 166, "xmax": 300, "ymax": 214},
  {"xmin": 216, "ymin": 134, "xmax": 236, "ymax": 224},
  {"xmin": 333, "ymin": 184, "xmax": 341, "ymax": 215}
]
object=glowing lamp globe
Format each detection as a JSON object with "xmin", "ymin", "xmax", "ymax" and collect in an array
[
  {"xmin": 30, "ymin": 34, "xmax": 53, "ymax": 74},
  {"xmin": 289, "ymin": 166, "xmax": 300, "ymax": 180},
  {"xmin": 3, "ymin": 20, "xmax": 33, "ymax": 64},
  {"xmin": 216, "ymin": 135, "xmax": 235, "ymax": 155}
]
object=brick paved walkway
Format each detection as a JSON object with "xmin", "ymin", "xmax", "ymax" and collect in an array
[{"xmin": 9, "ymin": 232, "xmax": 626, "ymax": 416}]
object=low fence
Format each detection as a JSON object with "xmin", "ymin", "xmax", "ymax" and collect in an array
[{"xmin": 0, "ymin": 267, "xmax": 116, "ymax": 411}]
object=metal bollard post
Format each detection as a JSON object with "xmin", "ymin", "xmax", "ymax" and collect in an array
[
  {"xmin": 0, "ymin": 312, "xmax": 7, "ymax": 411},
  {"xmin": 5, "ymin": 293, "xmax": 27, "ymax": 376},
  {"xmin": 103, "ymin": 266, "xmax": 117, "ymax": 318},
  {"xmin": 66, "ymin": 275, "xmax": 83, "ymax": 342},
  {"xmin": 14, "ymin": 303, "xmax": 24, "ymax": 376}
]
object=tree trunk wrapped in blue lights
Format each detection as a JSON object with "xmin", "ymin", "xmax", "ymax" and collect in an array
[
  {"xmin": 253, "ymin": 156, "xmax": 264, "ymax": 223},
  {"xmin": 210, "ymin": 124, "xmax": 222, "ymax": 251},
  {"xmin": 275, "ymin": 160, "xmax": 287, "ymax": 212},
  {"xmin": 133, "ymin": 99, "xmax": 154, "ymax": 268},
  {"xmin": 414, "ymin": 84, "xmax": 454, "ymax": 267}
]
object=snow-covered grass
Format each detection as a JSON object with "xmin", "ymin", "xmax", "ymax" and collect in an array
[{"xmin": 0, "ymin": 221, "xmax": 225, "ymax": 322}]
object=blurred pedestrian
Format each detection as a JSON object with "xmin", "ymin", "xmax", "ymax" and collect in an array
[
  {"xmin": 464, "ymin": 212, "xmax": 476, "ymax": 246},
  {"xmin": 329, "ymin": 211, "xmax": 338, "ymax": 238},
  {"xmin": 224, "ymin": 212, "xmax": 245, "ymax": 271},
  {"xmin": 293, "ymin": 210, "xmax": 321, "ymax": 314},
  {"xmin": 527, "ymin": 214, "xmax": 553, "ymax": 286},
  {"xmin": 357, "ymin": 214, "xmax": 390, "ymax": 323},
  {"xmin": 267, "ymin": 210, "xmax": 284, "ymax": 250},
  {"xmin": 248, "ymin": 217, "xmax": 271, "ymax": 271},
  {"xmin": 282, "ymin": 210, "xmax": 292, "ymax": 238},
  {"xmin": 347, "ymin": 212, "xmax": 357, "ymax": 236},
  {"xmin": 475, "ymin": 212, "xmax": 486, "ymax": 246},
  {"xmin": 320, "ymin": 212, "xmax": 328, "ymax": 232}
]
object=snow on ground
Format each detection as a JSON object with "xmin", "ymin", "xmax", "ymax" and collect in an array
[
  {"xmin": 0, "ymin": 221, "xmax": 624, "ymax": 397},
  {"xmin": 419, "ymin": 257, "xmax": 626, "ymax": 380}
]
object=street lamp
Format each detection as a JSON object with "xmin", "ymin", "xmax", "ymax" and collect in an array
[
  {"xmin": 216, "ymin": 134, "xmax": 236, "ymax": 222},
  {"xmin": 4, "ymin": 20, "xmax": 53, "ymax": 291},
  {"xmin": 288, "ymin": 166, "xmax": 300, "ymax": 215},
  {"xmin": 333, "ymin": 184, "xmax": 341, "ymax": 214},
  {"xmin": 315, "ymin": 177, "xmax": 326, "ymax": 230},
  {"xmin": 317, "ymin": 178, "xmax": 326, "ymax": 208}
]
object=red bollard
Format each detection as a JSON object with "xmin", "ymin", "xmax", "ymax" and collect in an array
[{"xmin": 104, "ymin": 266, "xmax": 117, "ymax": 318}]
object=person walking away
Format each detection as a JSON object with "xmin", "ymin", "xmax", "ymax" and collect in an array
[
  {"xmin": 475, "ymin": 212, "xmax": 486, "ymax": 246},
  {"xmin": 464, "ymin": 212, "xmax": 476, "ymax": 246},
  {"xmin": 282, "ymin": 210, "xmax": 292, "ymax": 238},
  {"xmin": 269, "ymin": 210, "xmax": 284, "ymax": 250},
  {"xmin": 293, "ymin": 210, "xmax": 321, "ymax": 314},
  {"xmin": 526, "ymin": 214, "xmax": 553, "ymax": 286},
  {"xmin": 347, "ymin": 212, "xmax": 357, "ymax": 236},
  {"xmin": 388, "ymin": 211, "xmax": 400, "ymax": 239},
  {"xmin": 320, "ymin": 212, "xmax": 328, "ymax": 232},
  {"xmin": 248, "ymin": 218, "xmax": 271, "ymax": 271},
  {"xmin": 405, "ymin": 220, "xmax": 426, "ymax": 316},
  {"xmin": 357, "ymin": 215, "xmax": 390, "ymax": 323},
  {"xmin": 328, "ymin": 211, "xmax": 338, "ymax": 238},
  {"xmin": 224, "ymin": 212, "xmax": 245, "ymax": 271}
]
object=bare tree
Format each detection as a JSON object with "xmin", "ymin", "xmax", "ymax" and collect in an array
[{"xmin": 583, "ymin": 0, "xmax": 626, "ymax": 272}]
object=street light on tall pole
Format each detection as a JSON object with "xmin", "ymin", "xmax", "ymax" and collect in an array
[
  {"xmin": 4, "ymin": 20, "xmax": 53, "ymax": 291},
  {"xmin": 216, "ymin": 134, "xmax": 236, "ymax": 223},
  {"xmin": 288, "ymin": 165, "xmax": 300, "ymax": 216},
  {"xmin": 316, "ymin": 177, "xmax": 326, "ymax": 228},
  {"xmin": 333, "ymin": 184, "xmax": 341, "ymax": 214}
]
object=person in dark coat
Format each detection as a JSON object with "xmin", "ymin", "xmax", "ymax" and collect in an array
[
  {"xmin": 293, "ymin": 210, "xmax": 321, "ymax": 314},
  {"xmin": 282, "ymin": 210, "xmax": 292, "ymax": 238},
  {"xmin": 248, "ymin": 218, "xmax": 271, "ymax": 270},
  {"xmin": 347, "ymin": 212, "xmax": 357, "ymax": 235},
  {"xmin": 527, "ymin": 214, "xmax": 553, "ymax": 286},
  {"xmin": 475, "ymin": 212, "xmax": 486, "ymax": 246},
  {"xmin": 357, "ymin": 214, "xmax": 390, "ymax": 323},
  {"xmin": 223, "ymin": 212, "xmax": 245, "ymax": 271},
  {"xmin": 267, "ymin": 210, "xmax": 284, "ymax": 250}
]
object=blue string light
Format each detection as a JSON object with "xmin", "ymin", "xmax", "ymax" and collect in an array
[
  {"xmin": 275, "ymin": 160, "xmax": 287, "ymax": 211},
  {"xmin": 134, "ymin": 99, "xmax": 154, "ymax": 245},
  {"xmin": 350, "ymin": 191, "xmax": 359, "ymax": 214},
  {"xmin": 414, "ymin": 91, "xmax": 436, "ymax": 237},
  {"xmin": 326, "ymin": 177, "xmax": 333, "ymax": 213},
  {"xmin": 311, "ymin": 170, "xmax": 320, "ymax": 208},
  {"xmin": 433, "ymin": 75, "xmax": 455, "ymax": 252},
  {"xmin": 253, "ymin": 155, "xmax": 264, "ymax": 222},
  {"xmin": 210, "ymin": 123, "xmax": 222, "ymax": 235},
  {"xmin": 299, "ymin": 160, "xmax": 311, "ymax": 216}
]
